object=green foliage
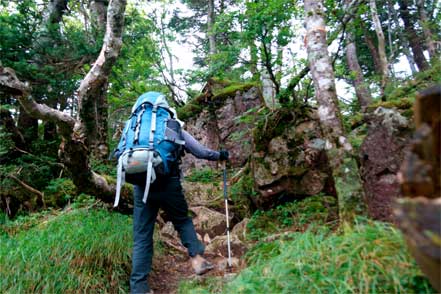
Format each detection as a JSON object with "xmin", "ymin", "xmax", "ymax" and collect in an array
[
  {"xmin": 182, "ymin": 219, "xmax": 435, "ymax": 294},
  {"xmin": 0, "ymin": 126, "xmax": 15, "ymax": 157},
  {"xmin": 229, "ymin": 171, "xmax": 256, "ymax": 219},
  {"xmin": 185, "ymin": 167, "xmax": 221, "ymax": 184},
  {"xmin": 247, "ymin": 195, "xmax": 337, "ymax": 240},
  {"xmin": 228, "ymin": 220, "xmax": 434, "ymax": 294},
  {"xmin": 0, "ymin": 208, "xmax": 132, "ymax": 294},
  {"xmin": 43, "ymin": 178, "xmax": 77, "ymax": 207}
]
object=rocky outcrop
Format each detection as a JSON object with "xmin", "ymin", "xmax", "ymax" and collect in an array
[
  {"xmin": 190, "ymin": 206, "xmax": 232, "ymax": 238},
  {"xmin": 250, "ymin": 107, "xmax": 335, "ymax": 209},
  {"xmin": 180, "ymin": 79, "xmax": 263, "ymax": 173},
  {"xmin": 360, "ymin": 107, "xmax": 412, "ymax": 221}
]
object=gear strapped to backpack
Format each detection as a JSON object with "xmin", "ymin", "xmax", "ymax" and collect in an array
[{"xmin": 113, "ymin": 92, "xmax": 185, "ymax": 207}]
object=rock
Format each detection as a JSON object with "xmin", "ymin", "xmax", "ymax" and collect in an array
[
  {"xmin": 360, "ymin": 107, "xmax": 412, "ymax": 221},
  {"xmin": 160, "ymin": 221, "xmax": 178, "ymax": 239},
  {"xmin": 250, "ymin": 108, "xmax": 334, "ymax": 209},
  {"xmin": 190, "ymin": 206, "xmax": 231, "ymax": 238},
  {"xmin": 231, "ymin": 218, "xmax": 249, "ymax": 242},
  {"xmin": 217, "ymin": 257, "xmax": 241, "ymax": 271},
  {"xmin": 180, "ymin": 81, "xmax": 263, "ymax": 173},
  {"xmin": 182, "ymin": 181, "xmax": 222, "ymax": 207},
  {"xmin": 205, "ymin": 234, "xmax": 247, "ymax": 258}
]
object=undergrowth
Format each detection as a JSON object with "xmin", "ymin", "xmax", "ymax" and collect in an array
[
  {"xmin": 246, "ymin": 194, "xmax": 338, "ymax": 240},
  {"xmin": 223, "ymin": 219, "xmax": 434, "ymax": 294},
  {"xmin": 179, "ymin": 200, "xmax": 434, "ymax": 294},
  {"xmin": 0, "ymin": 207, "xmax": 133, "ymax": 294}
]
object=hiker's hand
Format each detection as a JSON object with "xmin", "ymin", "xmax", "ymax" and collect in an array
[{"xmin": 219, "ymin": 150, "xmax": 229, "ymax": 161}]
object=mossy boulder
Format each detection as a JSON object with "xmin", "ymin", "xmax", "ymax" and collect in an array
[
  {"xmin": 180, "ymin": 79, "xmax": 263, "ymax": 172},
  {"xmin": 250, "ymin": 106, "xmax": 335, "ymax": 209}
]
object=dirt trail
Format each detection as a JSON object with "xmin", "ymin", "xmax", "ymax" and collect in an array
[{"xmin": 149, "ymin": 251, "xmax": 237, "ymax": 294}]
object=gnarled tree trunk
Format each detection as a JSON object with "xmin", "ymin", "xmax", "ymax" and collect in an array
[
  {"xmin": 304, "ymin": 0, "xmax": 365, "ymax": 221},
  {"xmin": 0, "ymin": 0, "xmax": 130, "ymax": 212}
]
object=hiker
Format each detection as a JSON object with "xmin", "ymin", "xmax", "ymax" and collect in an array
[
  {"xmin": 130, "ymin": 134, "xmax": 228, "ymax": 294},
  {"xmin": 112, "ymin": 92, "xmax": 229, "ymax": 294}
]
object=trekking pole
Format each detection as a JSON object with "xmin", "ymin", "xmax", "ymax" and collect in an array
[{"xmin": 222, "ymin": 160, "xmax": 232, "ymax": 268}]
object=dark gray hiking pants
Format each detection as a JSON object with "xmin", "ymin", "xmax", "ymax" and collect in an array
[{"xmin": 130, "ymin": 176, "xmax": 204, "ymax": 294}]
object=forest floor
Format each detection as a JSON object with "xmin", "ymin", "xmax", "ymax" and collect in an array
[{"xmin": 149, "ymin": 250, "xmax": 238, "ymax": 293}]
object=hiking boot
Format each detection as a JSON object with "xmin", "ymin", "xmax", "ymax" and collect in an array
[{"xmin": 191, "ymin": 254, "xmax": 214, "ymax": 275}]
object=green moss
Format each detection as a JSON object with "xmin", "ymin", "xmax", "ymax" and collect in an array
[
  {"xmin": 288, "ymin": 166, "xmax": 308, "ymax": 176},
  {"xmin": 254, "ymin": 108, "xmax": 295, "ymax": 152},
  {"xmin": 176, "ymin": 80, "xmax": 260, "ymax": 122},
  {"xmin": 368, "ymin": 97, "xmax": 414, "ymax": 111},
  {"xmin": 211, "ymin": 82, "xmax": 258, "ymax": 100}
]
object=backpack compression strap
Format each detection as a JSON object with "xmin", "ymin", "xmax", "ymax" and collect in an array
[
  {"xmin": 114, "ymin": 155, "xmax": 125, "ymax": 207},
  {"xmin": 142, "ymin": 105, "xmax": 158, "ymax": 203}
]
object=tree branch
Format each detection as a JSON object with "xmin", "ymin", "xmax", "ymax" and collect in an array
[
  {"xmin": 0, "ymin": 67, "xmax": 76, "ymax": 137},
  {"xmin": 7, "ymin": 174, "xmax": 45, "ymax": 207},
  {"xmin": 77, "ymin": 0, "xmax": 127, "ymax": 109},
  {"xmin": 278, "ymin": 0, "xmax": 366, "ymax": 103}
]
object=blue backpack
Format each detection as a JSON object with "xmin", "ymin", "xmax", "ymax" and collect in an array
[{"xmin": 113, "ymin": 92, "xmax": 184, "ymax": 207}]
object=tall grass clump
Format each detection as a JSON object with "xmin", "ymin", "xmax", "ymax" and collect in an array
[
  {"xmin": 224, "ymin": 219, "xmax": 434, "ymax": 294},
  {"xmin": 0, "ymin": 208, "xmax": 132, "ymax": 294}
]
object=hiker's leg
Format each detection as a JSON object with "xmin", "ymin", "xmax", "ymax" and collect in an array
[
  {"xmin": 130, "ymin": 184, "xmax": 159, "ymax": 294},
  {"xmin": 160, "ymin": 177, "xmax": 204, "ymax": 257}
]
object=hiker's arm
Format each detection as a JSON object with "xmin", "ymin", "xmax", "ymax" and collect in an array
[{"xmin": 182, "ymin": 130, "xmax": 220, "ymax": 161}]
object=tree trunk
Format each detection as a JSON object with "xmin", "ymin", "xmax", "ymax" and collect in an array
[
  {"xmin": 0, "ymin": 0, "xmax": 130, "ymax": 212},
  {"xmin": 89, "ymin": 0, "xmax": 108, "ymax": 31},
  {"xmin": 0, "ymin": 108, "xmax": 25, "ymax": 149},
  {"xmin": 17, "ymin": 106, "xmax": 38, "ymax": 145},
  {"xmin": 304, "ymin": 0, "xmax": 365, "ymax": 221},
  {"xmin": 261, "ymin": 41, "xmax": 280, "ymax": 95},
  {"xmin": 389, "ymin": 0, "xmax": 418, "ymax": 74},
  {"xmin": 416, "ymin": 0, "xmax": 438, "ymax": 60},
  {"xmin": 85, "ymin": 0, "xmax": 110, "ymax": 159},
  {"xmin": 44, "ymin": 0, "xmax": 69, "ymax": 25},
  {"xmin": 398, "ymin": 0, "xmax": 430, "ymax": 71},
  {"xmin": 363, "ymin": 30, "xmax": 382, "ymax": 75},
  {"xmin": 346, "ymin": 33, "xmax": 372, "ymax": 111},
  {"xmin": 207, "ymin": 0, "xmax": 216, "ymax": 56},
  {"xmin": 249, "ymin": 41, "xmax": 259, "ymax": 81},
  {"xmin": 369, "ymin": 0, "xmax": 389, "ymax": 93}
]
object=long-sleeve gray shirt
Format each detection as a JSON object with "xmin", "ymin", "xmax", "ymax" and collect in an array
[{"xmin": 182, "ymin": 130, "xmax": 220, "ymax": 161}]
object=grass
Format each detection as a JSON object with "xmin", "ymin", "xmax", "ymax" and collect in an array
[
  {"xmin": 246, "ymin": 195, "xmax": 338, "ymax": 240},
  {"xmin": 226, "ymin": 220, "xmax": 434, "ymax": 294},
  {"xmin": 0, "ymin": 207, "xmax": 133, "ymax": 294},
  {"xmin": 179, "ymin": 201, "xmax": 435, "ymax": 294}
]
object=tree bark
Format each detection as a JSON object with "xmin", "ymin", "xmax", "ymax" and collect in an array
[
  {"xmin": 85, "ymin": 0, "xmax": 110, "ymax": 159},
  {"xmin": 363, "ymin": 30, "xmax": 382, "ymax": 75},
  {"xmin": 389, "ymin": 0, "xmax": 418, "ymax": 74},
  {"xmin": 304, "ymin": 0, "xmax": 365, "ymax": 221},
  {"xmin": 89, "ymin": 0, "xmax": 108, "ymax": 31},
  {"xmin": 398, "ymin": 0, "xmax": 430, "ymax": 71},
  {"xmin": 261, "ymin": 40, "xmax": 280, "ymax": 95},
  {"xmin": 207, "ymin": 0, "xmax": 216, "ymax": 56},
  {"xmin": 0, "ymin": 108, "xmax": 25, "ymax": 149},
  {"xmin": 44, "ymin": 0, "xmax": 69, "ymax": 25},
  {"xmin": 278, "ymin": 0, "xmax": 366, "ymax": 104},
  {"xmin": 369, "ymin": 0, "xmax": 389, "ymax": 93},
  {"xmin": 17, "ymin": 105, "xmax": 38, "ymax": 145},
  {"xmin": 0, "ymin": 0, "xmax": 130, "ymax": 211},
  {"xmin": 416, "ymin": 0, "xmax": 438, "ymax": 60},
  {"xmin": 346, "ymin": 33, "xmax": 372, "ymax": 111}
]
